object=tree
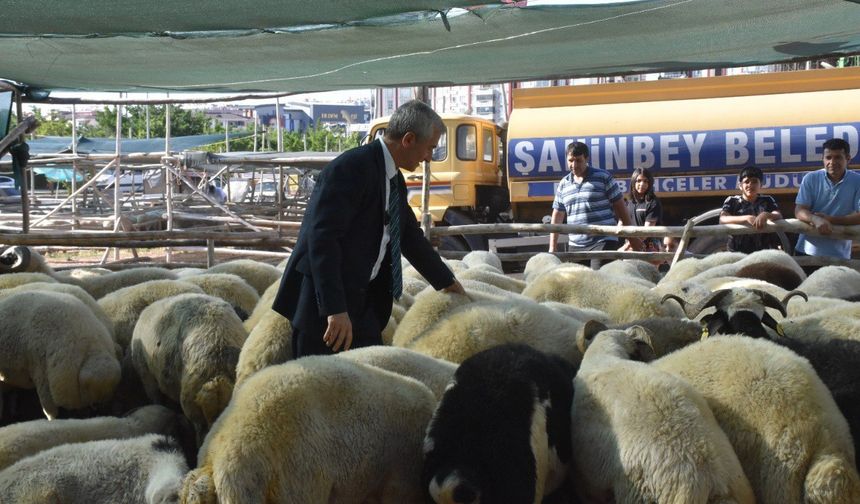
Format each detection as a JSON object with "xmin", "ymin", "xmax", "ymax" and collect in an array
[
  {"xmin": 79, "ymin": 105, "xmax": 209, "ymax": 138},
  {"xmin": 30, "ymin": 107, "xmax": 73, "ymax": 137}
]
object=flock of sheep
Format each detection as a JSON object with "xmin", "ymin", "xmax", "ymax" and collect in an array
[{"xmin": 0, "ymin": 244, "xmax": 859, "ymax": 503}]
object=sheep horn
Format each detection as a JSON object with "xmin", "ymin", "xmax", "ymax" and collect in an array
[
  {"xmin": 781, "ymin": 290, "xmax": 808, "ymax": 306},
  {"xmin": 749, "ymin": 289, "xmax": 789, "ymax": 317},
  {"xmin": 686, "ymin": 289, "xmax": 735, "ymax": 320},
  {"xmin": 0, "ymin": 246, "xmax": 31, "ymax": 273},
  {"xmin": 661, "ymin": 293, "xmax": 691, "ymax": 317}
]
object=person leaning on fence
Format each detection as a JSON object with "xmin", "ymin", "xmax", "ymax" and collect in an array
[
  {"xmin": 718, "ymin": 165, "xmax": 783, "ymax": 254},
  {"xmin": 794, "ymin": 137, "xmax": 860, "ymax": 264},
  {"xmin": 548, "ymin": 141, "xmax": 644, "ymax": 269},
  {"xmin": 620, "ymin": 167, "xmax": 663, "ymax": 252}
]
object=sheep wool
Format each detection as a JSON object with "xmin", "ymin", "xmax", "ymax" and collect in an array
[
  {"xmin": 461, "ymin": 250, "xmax": 504, "ymax": 272},
  {"xmin": 458, "ymin": 267, "xmax": 526, "ymax": 293},
  {"xmin": 207, "ymin": 259, "xmax": 283, "ymax": 296},
  {"xmin": 336, "ymin": 346, "xmax": 456, "ymax": 401},
  {"xmin": 243, "ymin": 279, "xmax": 281, "ymax": 333},
  {"xmin": 658, "ymin": 251, "xmax": 745, "ymax": 285},
  {"xmin": 181, "ymin": 357, "xmax": 437, "ymax": 504},
  {"xmin": 0, "ymin": 281, "xmax": 116, "ymax": 338},
  {"xmin": 523, "ymin": 268, "xmax": 684, "ymax": 323},
  {"xmin": 798, "ymin": 265, "xmax": 860, "ymax": 300},
  {"xmin": 0, "ymin": 271, "xmax": 56, "ymax": 289},
  {"xmin": 131, "ymin": 293, "xmax": 247, "ymax": 444},
  {"xmin": 234, "ymin": 308, "xmax": 292, "ymax": 389},
  {"xmin": 98, "ymin": 279, "xmax": 205, "ymax": 350},
  {"xmin": 599, "ymin": 259, "xmax": 661, "ymax": 286},
  {"xmin": 403, "ymin": 295, "xmax": 587, "ymax": 366},
  {"xmin": 0, "ymin": 434, "xmax": 188, "ymax": 504},
  {"xmin": 181, "ymin": 272, "xmax": 260, "ymax": 321},
  {"xmin": 0, "ymin": 291, "xmax": 121, "ymax": 419},
  {"xmin": 571, "ymin": 325, "xmax": 754, "ymax": 503},
  {"xmin": 522, "ymin": 252, "xmax": 562, "ymax": 284},
  {"xmin": 654, "ymin": 336, "xmax": 860, "ymax": 503},
  {"xmin": 0, "ymin": 404, "xmax": 178, "ymax": 471}
]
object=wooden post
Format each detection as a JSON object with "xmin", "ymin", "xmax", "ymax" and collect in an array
[
  {"xmin": 421, "ymin": 159, "xmax": 432, "ymax": 236},
  {"xmin": 165, "ymin": 104, "xmax": 173, "ymax": 263},
  {"xmin": 206, "ymin": 239, "xmax": 215, "ymax": 268},
  {"xmin": 113, "ymin": 105, "xmax": 122, "ymax": 261},
  {"xmin": 71, "ymin": 104, "xmax": 78, "ymax": 230},
  {"xmin": 275, "ymin": 97, "xmax": 283, "ymax": 152},
  {"xmin": 16, "ymin": 92, "xmax": 30, "ymax": 233},
  {"xmin": 253, "ymin": 111, "xmax": 258, "ymax": 152},
  {"xmin": 225, "ymin": 166, "xmax": 231, "ymax": 202},
  {"xmin": 671, "ymin": 219, "xmax": 696, "ymax": 268}
]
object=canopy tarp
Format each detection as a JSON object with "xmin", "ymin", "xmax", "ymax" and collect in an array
[
  {"xmin": 1, "ymin": 1, "xmax": 859, "ymax": 95},
  {"xmin": 21, "ymin": 134, "xmax": 239, "ymax": 155}
]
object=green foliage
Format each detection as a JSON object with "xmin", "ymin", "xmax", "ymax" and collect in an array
[
  {"xmin": 79, "ymin": 105, "xmax": 209, "ymax": 138},
  {"xmin": 30, "ymin": 107, "xmax": 73, "ymax": 137},
  {"xmin": 198, "ymin": 122, "xmax": 361, "ymax": 154}
]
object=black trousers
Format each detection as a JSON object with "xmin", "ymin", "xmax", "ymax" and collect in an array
[{"xmin": 571, "ymin": 239, "xmax": 621, "ymax": 270}]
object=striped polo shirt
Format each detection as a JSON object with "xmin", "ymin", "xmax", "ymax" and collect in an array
[{"xmin": 552, "ymin": 166, "xmax": 623, "ymax": 248}]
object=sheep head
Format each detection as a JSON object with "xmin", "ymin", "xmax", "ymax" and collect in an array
[
  {"xmin": 577, "ymin": 320, "xmax": 656, "ymax": 363},
  {"xmin": 0, "ymin": 246, "xmax": 31, "ymax": 273},
  {"xmin": 662, "ymin": 288, "xmax": 809, "ymax": 339}
]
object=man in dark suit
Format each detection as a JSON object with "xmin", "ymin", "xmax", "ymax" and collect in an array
[{"xmin": 272, "ymin": 100, "xmax": 465, "ymax": 357}]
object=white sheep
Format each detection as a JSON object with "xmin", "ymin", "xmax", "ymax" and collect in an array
[
  {"xmin": 0, "ymin": 404, "xmax": 179, "ymax": 471},
  {"xmin": 336, "ymin": 346, "xmax": 456, "ymax": 401},
  {"xmin": 798, "ymin": 265, "xmax": 860, "ymax": 300},
  {"xmin": 0, "ymin": 271, "xmax": 57, "ymax": 289},
  {"xmin": 522, "ymin": 252, "xmax": 563, "ymax": 283},
  {"xmin": 242, "ymin": 279, "xmax": 281, "ymax": 333},
  {"xmin": 234, "ymin": 308, "xmax": 292, "ymax": 389},
  {"xmin": 0, "ymin": 281, "xmax": 115, "ymax": 337},
  {"xmin": 571, "ymin": 323, "xmax": 754, "ymax": 503},
  {"xmin": 0, "ymin": 290, "xmax": 121, "ymax": 419},
  {"xmin": 599, "ymin": 259, "xmax": 661, "ymax": 285},
  {"xmin": 654, "ymin": 336, "xmax": 860, "ymax": 503},
  {"xmin": 131, "ymin": 293, "xmax": 247, "ymax": 444},
  {"xmin": 206, "ymin": 259, "xmax": 282, "ymax": 296},
  {"xmin": 458, "ymin": 267, "xmax": 526, "ymax": 293},
  {"xmin": 98, "ymin": 279, "xmax": 205, "ymax": 350},
  {"xmin": 523, "ymin": 267, "xmax": 684, "ymax": 323},
  {"xmin": 682, "ymin": 249, "xmax": 806, "ymax": 287},
  {"xmin": 1, "ymin": 245, "xmax": 182, "ymax": 299},
  {"xmin": 461, "ymin": 250, "xmax": 504, "ymax": 272},
  {"xmin": 0, "ymin": 434, "xmax": 188, "ymax": 504},
  {"xmin": 180, "ymin": 356, "xmax": 437, "ymax": 504},
  {"xmin": 402, "ymin": 275, "xmax": 430, "ymax": 297},
  {"xmin": 396, "ymin": 290, "xmax": 587, "ymax": 365},
  {"xmin": 589, "ymin": 317, "xmax": 705, "ymax": 358},
  {"xmin": 658, "ymin": 251, "xmax": 746, "ymax": 285},
  {"xmin": 180, "ymin": 272, "xmax": 260, "ymax": 321}
]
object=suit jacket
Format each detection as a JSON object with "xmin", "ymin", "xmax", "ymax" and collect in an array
[{"xmin": 272, "ymin": 139, "xmax": 454, "ymax": 339}]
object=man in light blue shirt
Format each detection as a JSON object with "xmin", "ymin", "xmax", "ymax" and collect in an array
[{"xmin": 794, "ymin": 137, "xmax": 860, "ymax": 260}]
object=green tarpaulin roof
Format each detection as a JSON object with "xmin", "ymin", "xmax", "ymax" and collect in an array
[{"xmin": 2, "ymin": 1, "xmax": 860, "ymax": 94}]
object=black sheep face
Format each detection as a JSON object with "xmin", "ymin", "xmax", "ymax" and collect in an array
[
  {"xmin": 422, "ymin": 344, "xmax": 575, "ymax": 504},
  {"xmin": 702, "ymin": 310, "xmax": 776, "ymax": 339}
]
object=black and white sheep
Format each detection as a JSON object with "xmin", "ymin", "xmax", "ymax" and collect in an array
[
  {"xmin": 571, "ymin": 322, "xmax": 753, "ymax": 503},
  {"xmin": 0, "ymin": 290, "xmax": 121, "ymax": 419},
  {"xmin": 0, "ymin": 434, "xmax": 188, "ymax": 504},
  {"xmin": 423, "ymin": 344, "xmax": 575, "ymax": 504},
  {"xmin": 181, "ymin": 356, "xmax": 437, "ymax": 503},
  {"xmin": 131, "ymin": 293, "xmax": 247, "ymax": 444}
]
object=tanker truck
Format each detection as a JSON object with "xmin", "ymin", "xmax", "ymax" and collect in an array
[{"xmin": 367, "ymin": 66, "xmax": 860, "ymax": 253}]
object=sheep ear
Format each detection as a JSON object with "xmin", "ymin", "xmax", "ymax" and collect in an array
[
  {"xmin": 578, "ymin": 320, "xmax": 608, "ymax": 352},
  {"xmin": 627, "ymin": 325, "xmax": 656, "ymax": 362}
]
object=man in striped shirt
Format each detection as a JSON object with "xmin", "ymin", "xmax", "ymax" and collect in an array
[{"xmin": 549, "ymin": 141, "xmax": 643, "ymax": 268}]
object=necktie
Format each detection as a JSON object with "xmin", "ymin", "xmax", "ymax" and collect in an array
[{"xmin": 389, "ymin": 175, "xmax": 402, "ymax": 299}]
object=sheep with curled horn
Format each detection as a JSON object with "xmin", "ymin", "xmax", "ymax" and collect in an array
[{"xmin": 661, "ymin": 288, "xmax": 808, "ymax": 338}]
